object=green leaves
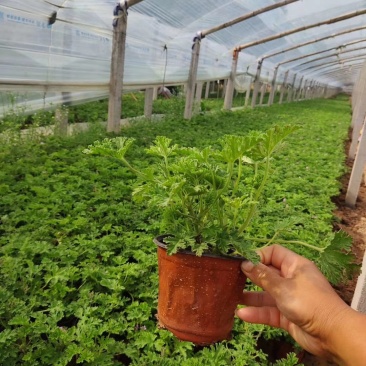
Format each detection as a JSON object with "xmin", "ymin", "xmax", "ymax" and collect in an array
[
  {"xmin": 146, "ymin": 136, "xmax": 178, "ymax": 159},
  {"xmin": 83, "ymin": 136, "xmax": 135, "ymax": 160},
  {"xmin": 318, "ymin": 231, "xmax": 358, "ymax": 284},
  {"xmin": 257, "ymin": 125, "xmax": 299, "ymax": 158},
  {"xmin": 83, "ymin": 126, "xmax": 300, "ymax": 258},
  {"xmin": 0, "ymin": 95, "xmax": 358, "ymax": 364}
]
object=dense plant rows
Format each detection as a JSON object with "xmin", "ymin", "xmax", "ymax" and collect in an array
[{"xmin": 0, "ymin": 95, "xmax": 351, "ymax": 365}]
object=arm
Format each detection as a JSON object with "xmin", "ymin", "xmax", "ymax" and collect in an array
[{"xmin": 236, "ymin": 244, "xmax": 366, "ymax": 365}]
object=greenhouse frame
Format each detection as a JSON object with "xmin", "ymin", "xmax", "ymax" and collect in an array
[{"xmin": 1, "ymin": 1, "xmax": 366, "ymax": 365}]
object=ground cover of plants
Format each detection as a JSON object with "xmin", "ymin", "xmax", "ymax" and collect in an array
[{"xmin": 0, "ymin": 95, "xmax": 352, "ymax": 365}]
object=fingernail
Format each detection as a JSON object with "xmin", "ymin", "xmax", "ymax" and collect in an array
[{"xmin": 241, "ymin": 260, "xmax": 254, "ymax": 272}]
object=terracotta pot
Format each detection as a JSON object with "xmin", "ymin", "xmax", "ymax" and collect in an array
[{"xmin": 154, "ymin": 235, "xmax": 247, "ymax": 346}]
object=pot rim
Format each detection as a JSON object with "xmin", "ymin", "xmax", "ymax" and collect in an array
[{"xmin": 154, "ymin": 234, "xmax": 246, "ymax": 261}]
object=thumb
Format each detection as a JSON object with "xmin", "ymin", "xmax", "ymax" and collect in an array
[{"xmin": 241, "ymin": 260, "xmax": 283, "ymax": 293}]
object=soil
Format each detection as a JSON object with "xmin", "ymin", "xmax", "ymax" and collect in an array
[{"xmin": 301, "ymin": 137, "xmax": 366, "ymax": 365}]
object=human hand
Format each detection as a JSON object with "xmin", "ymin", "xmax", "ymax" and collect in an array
[{"xmin": 236, "ymin": 244, "xmax": 359, "ymax": 363}]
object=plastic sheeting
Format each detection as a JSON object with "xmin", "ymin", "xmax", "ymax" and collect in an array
[{"xmin": 1, "ymin": 0, "xmax": 366, "ymax": 115}]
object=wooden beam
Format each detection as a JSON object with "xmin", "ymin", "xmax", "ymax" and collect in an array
[
  {"xmin": 262, "ymin": 25, "xmax": 366, "ymax": 61},
  {"xmin": 201, "ymin": 0, "xmax": 300, "ymax": 37},
  {"xmin": 236, "ymin": 9, "xmax": 366, "ymax": 52},
  {"xmin": 292, "ymin": 44, "xmax": 366, "ymax": 70},
  {"xmin": 276, "ymin": 40, "xmax": 366, "ymax": 69},
  {"xmin": 300, "ymin": 54, "xmax": 366, "ymax": 74}
]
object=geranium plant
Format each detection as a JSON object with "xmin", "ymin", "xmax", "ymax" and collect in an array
[{"xmin": 83, "ymin": 125, "xmax": 354, "ymax": 276}]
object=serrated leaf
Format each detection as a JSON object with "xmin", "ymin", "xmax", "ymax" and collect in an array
[
  {"xmin": 83, "ymin": 137, "xmax": 135, "ymax": 161},
  {"xmin": 318, "ymin": 231, "xmax": 358, "ymax": 284}
]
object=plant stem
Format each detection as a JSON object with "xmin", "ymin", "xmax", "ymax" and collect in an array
[
  {"xmin": 238, "ymin": 158, "xmax": 270, "ymax": 234},
  {"xmin": 232, "ymin": 158, "xmax": 242, "ymax": 195}
]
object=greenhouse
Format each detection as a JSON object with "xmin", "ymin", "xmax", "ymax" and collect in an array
[{"xmin": 1, "ymin": 0, "xmax": 366, "ymax": 365}]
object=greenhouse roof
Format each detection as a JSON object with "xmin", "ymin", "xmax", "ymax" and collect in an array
[{"xmin": 1, "ymin": 0, "xmax": 366, "ymax": 96}]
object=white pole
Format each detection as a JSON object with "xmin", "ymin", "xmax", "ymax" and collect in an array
[
  {"xmin": 346, "ymin": 116, "xmax": 366, "ymax": 207},
  {"xmin": 107, "ymin": 3, "xmax": 128, "ymax": 133},
  {"xmin": 224, "ymin": 50, "xmax": 239, "ymax": 110},
  {"xmin": 268, "ymin": 66, "xmax": 279, "ymax": 105},
  {"xmin": 279, "ymin": 70, "xmax": 289, "ymax": 104},
  {"xmin": 251, "ymin": 59, "xmax": 263, "ymax": 108},
  {"xmin": 184, "ymin": 35, "xmax": 202, "ymax": 120}
]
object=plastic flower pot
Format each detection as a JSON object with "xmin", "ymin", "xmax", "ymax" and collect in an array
[{"xmin": 154, "ymin": 235, "xmax": 247, "ymax": 346}]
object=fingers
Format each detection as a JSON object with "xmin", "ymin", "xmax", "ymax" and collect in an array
[
  {"xmin": 258, "ymin": 244, "xmax": 312, "ymax": 277},
  {"xmin": 239, "ymin": 291, "xmax": 277, "ymax": 307},
  {"xmin": 241, "ymin": 261, "xmax": 284, "ymax": 296},
  {"xmin": 236, "ymin": 306, "xmax": 289, "ymax": 331}
]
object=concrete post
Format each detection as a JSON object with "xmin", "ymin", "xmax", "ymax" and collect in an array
[
  {"xmin": 259, "ymin": 83, "xmax": 266, "ymax": 105},
  {"xmin": 144, "ymin": 88, "xmax": 154, "ymax": 119},
  {"xmin": 346, "ymin": 117, "xmax": 366, "ymax": 207},
  {"xmin": 251, "ymin": 59, "xmax": 263, "ymax": 108},
  {"xmin": 245, "ymin": 78, "xmax": 252, "ymax": 107},
  {"xmin": 194, "ymin": 82, "xmax": 204, "ymax": 114},
  {"xmin": 224, "ymin": 49, "xmax": 239, "ymax": 110},
  {"xmin": 184, "ymin": 35, "xmax": 202, "ymax": 119},
  {"xmin": 268, "ymin": 66, "xmax": 279, "ymax": 106},
  {"xmin": 204, "ymin": 81, "xmax": 210, "ymax": 99},
  {"xmin": 279, "ymin": 70, "xmax": 289, "ymax": 104},
  {"xmin": 288, "ymin": 73, "xmax": 297, "ymax": 102},
  {"xmin": 153, "ymin": 87, "xmax": 158, "ymax": 100},
  {"xmin": 107, "ymin": 3, "xmax": 128, "ymax": 133},
  {"xmin": 352, "ymin": 248, "xmax": 366, "ymax": 313},
  {"xmin": 349, "ymin": 64, "xmax": 366, "ymax": 158},
  {"xmin": 295, "ymin": 75, "xmax": 303, "ymax": 101},
  {"xmin": 222, "ymin": 79, "xmax": 228, "ymax": 99},
  {"xmin": 55, "ymin": 107, "xmax": 69, "ymax": 136}
]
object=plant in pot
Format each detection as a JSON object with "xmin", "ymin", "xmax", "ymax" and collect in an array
[{"xmin": 83, "ymin": 125, "xmax": 355, "ymax": 345}]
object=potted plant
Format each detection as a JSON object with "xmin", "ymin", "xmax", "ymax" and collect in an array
[{"xmin": 83, "ymin": 125, "xmax": 354, "ymax": 345}]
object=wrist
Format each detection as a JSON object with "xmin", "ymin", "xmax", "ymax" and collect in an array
[{"xmin": 324, "ymin": 307, "xmax": 366, "ymax": 365}]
